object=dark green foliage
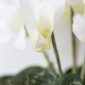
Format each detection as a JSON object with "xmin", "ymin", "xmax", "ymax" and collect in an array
[
  {"xmin": 0, "ymin": 67, "xmax": 84, "ymax": 85},
  {"xmin": 10, "ymin": 66, "xmax": 58, "ymax": 85},
  {"xmin": 58, "ymin": 74, "xmax": 83, "ymax": 85},
  {"xmin": 0, "ymin": 76, "xmax": 13, "ymax": 85}
]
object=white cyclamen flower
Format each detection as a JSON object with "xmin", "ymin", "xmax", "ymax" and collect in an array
[
  {"xmin": 20, "ymin": 0, "xmax": 61, "ymax": 51},
  {"xmin": 0, "ymin": 0, "xmax": 26, "ymax": 50},
  {"xmin": 73, "ymin": 14, "xmax": 85, "ymax": 42}
]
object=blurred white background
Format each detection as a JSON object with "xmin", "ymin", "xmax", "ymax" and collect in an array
[{"xmin": 0, "ymin": 0, "xmax": 85, "ymax": 76}]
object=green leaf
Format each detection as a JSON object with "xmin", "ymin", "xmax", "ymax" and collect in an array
[
  {"xmin": 11, "ymin": 66, "xmax": 58, "ymax": 85},
  {"xmin": 58, "ymin": 74, "xmax": 83, "ymax": 85}
]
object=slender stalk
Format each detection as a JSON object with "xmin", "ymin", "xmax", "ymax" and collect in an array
[
  {"xmin": 72, "ymin": 34, "xmax": 77, "ymax": 73},
  {"xmin": 71, "ymin": 8, "xmax": 77, "ymax": 73},
  {"xmin": 51, "ymin": 32, "xmax": 63, "ymax": 77},
  {"xmin": 43, "ymin": 51, "xmax": 56, "ymax": 72},
  {"xmin": 43, "ymin": 51, "xmax": 52, "ymax": 68},
  {"xmin": 80, "ymin": 56, "xmax": 85, "ymax": 81}
]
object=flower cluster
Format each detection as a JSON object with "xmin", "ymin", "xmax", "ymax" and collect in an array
[{"xmin": 0, "ymin": 0, "xmax": 85, "ymax": 84}]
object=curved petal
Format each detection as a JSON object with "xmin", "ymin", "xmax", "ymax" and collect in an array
[
  {"xmin": 0, "ymin": 0, "xmax": 24, "ymax": 41},
  {"xmin": 66, "ymin": 0, "xmax": 84, "ymax": 15},
  {"xmin": 73, "ymin": 14, "xmax": 85, "ymax": 42},
  {"xmin": 0, "ymin": 1, "xmax": 23, "ymax": 45},
  {"xmin": 20, "ymin": 0, "xmax": 40, "ymax": 25},
  {"xmin": 20, "ymin": 0, "xmax": 40, "ymax": 46}
]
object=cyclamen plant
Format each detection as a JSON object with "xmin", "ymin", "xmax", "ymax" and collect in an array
[{"xmin": 0, "ymin": 0, "xmax": 85, "ymax": 85}]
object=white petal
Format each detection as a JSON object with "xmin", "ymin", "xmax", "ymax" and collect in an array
[
  {"xmin": 40, "ymin": 0, "xmax": 55, "ymax": 26},
  {"xmin": 40, "ymin": 0, "xmax": 66, "ymax": 25},
  {"xmin": 73, "ymin": 14, "xmax": 85, "ymax": 42},
  {"xmin": 20, "ymin": 0, "xmax": 40, "ymax": 24},
  {"xmin": 20, "ymin": 0, "xmax": 40, "ymax": 45},
  {"xmin": 0, "ymin": 1, "xmax": 24, "ymax": 35},
  {"xmin": 13, "ymin": 27, "xmax": 26, "ymax": 50}
]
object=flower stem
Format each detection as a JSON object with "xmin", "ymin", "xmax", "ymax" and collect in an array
[
  {"xmin": 80, "ymin": 56, "xmax": 85, "ymax": 81},
  {"xmin": 72, "ymin": 34, "xmax": 77, "ymax": 74},
  {"xmin": 43, "ymin": 51, "xmax": 52, "ymax": 67},
  {"xmin": 71, "ymin": 8, "xmax": 77, "ymax": 74},
  {"xmin": 43, "ymin": 51, "xmax": 55, "ymax": 72},
  {"xmin": 51, "ymin": 32, "xmax": 63, "ymax": 77}
]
